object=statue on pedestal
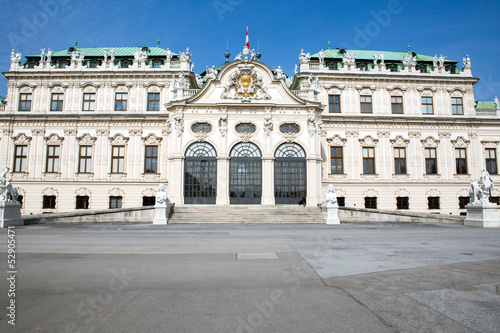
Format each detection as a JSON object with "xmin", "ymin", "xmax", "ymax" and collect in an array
[
  {"xmin": 0, "ymin": 168, "xmax": 18, "ymax": 203},
  {"xmin": 155, "ymin": 183, "xmax": 168, "ymax": 206},
  {"xmin": 469, "ymin": 170, "xmax": 494, "ymax": 204}
]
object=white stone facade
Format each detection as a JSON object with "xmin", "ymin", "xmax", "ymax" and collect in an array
[{"xmin": 1, "ymin": 46, "xmax": 499, "ymax": 216}]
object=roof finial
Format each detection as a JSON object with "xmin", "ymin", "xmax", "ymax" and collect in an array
[
  {"xmin": 74, "ymin": 40, "xmax": 78, "ymax": 47},
  {"xmin": 156, "ymin": 38, "xmax": 160, "ymax": 47},
  {"xmin": 327, "ymin": 41, "xmax": 331, "ymax": 49},
  {"xmin": 224, "ymin": 37, "xmax": 230, "ymax": 62},
  {"xmin": 407, "ymin": 44, "xmax": 411, "ymax": 52}
]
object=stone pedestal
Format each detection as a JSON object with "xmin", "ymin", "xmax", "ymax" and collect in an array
[
  {"xmin": 153, "ymin": 202, "xmax": 170, "ymax": 225},
  {"xmin": 0, "ymin": 201, "xmax": 23, "ymax": 228},
  {"xmin": 321, "ymin": 202, "xmax": 340, "ymax": 225},
  {"xmin": 464, "ymin": 202, "xmax": 500, "ymax": 228}
]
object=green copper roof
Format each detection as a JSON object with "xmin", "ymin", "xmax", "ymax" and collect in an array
[
  {"xmin": 27, "ymin": 46, "xmax": 178, "ymax": 58},
  {"xmin": 0, "ymin": 96, "xmax": 5, "ymax": 103},
  {"xmin": 476, "ymin": 101, "xmax": 496, "ymax": 109},
  {"xmin": 311, "ymin": 49, "xmax": 456, "ymax": 63}
]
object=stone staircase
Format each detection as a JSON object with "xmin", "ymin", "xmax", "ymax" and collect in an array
[{"xmin": 169, "ymin": 205, "xmax": 325, "ymax": 224}]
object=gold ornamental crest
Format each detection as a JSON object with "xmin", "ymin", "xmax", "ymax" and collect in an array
[{"xmin": 221, "ymin": 64, "xmax": 271, "ymax": 102}]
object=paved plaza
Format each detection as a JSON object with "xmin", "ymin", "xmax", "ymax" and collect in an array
[{"xmin": 1, "ymin": 221, "xmax": 499, "ymax": 332}]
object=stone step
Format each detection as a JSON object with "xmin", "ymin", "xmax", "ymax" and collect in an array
[{"xmin": 169, "ymin": 205, "xmax": 325, "ymax": 224}]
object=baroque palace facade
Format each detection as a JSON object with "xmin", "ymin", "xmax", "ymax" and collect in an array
[{"xmin": 1, "ymin": 43, "xmax": 499, "ymax": 216}]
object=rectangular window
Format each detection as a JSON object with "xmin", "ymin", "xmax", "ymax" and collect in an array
[
  {"xmin": 115, "ymin": 93, "xmax": 127, "ymax": 111},
  {"xmin": 328, "ymin": 95, "xmax": 341, "ymax": 113},
  {"xmin": 391, "ymin": 96, "xmax": 403, "ymax": 114},
  {"xmin": 50, "ymin": 93, "xmax": 64, "ymax": 111},
  {"xmin": 360, "ymin": 96, "xmax": 372, "ymax": 113},
  {"xmin": 459, "ymin": 196, "xmax": 470, "ymax": 209},
  {"xmin": 13, "ymin": 145, "xmax": 28, "ymax": 172},
  {"xmin": 111, "ymin": 146, "xmax": 125, "ymax": 173},
  {"xmin": 490, "ymin": 196, "xmax": 500, "ymax": 205},
  {"xmin": 42, "ymin": 195, "xmax": 56, "ymax": 209},
  {"xmin": 397, "ymin": 196, "xmax": 409, "ymax": 209},
  {"xmin": 428, "ymin": 196, "xmax": 440, "ymax": 210},
  {"xmin": 143, "ymin": 196, "xmax": 156, "ymax": 206},
  {"xmin": 337, "ymin": 197, "xmax": 345, "ymax": 207},
  {"xmin": 330, "ymin": 147, "xmax": 343, "ymax": 174},
  {"xmin": 364, "ymin": 197, "xmax": 377, "ymax": 209},
  {"xmin": 82, "ymin": 93, "xmax": 95, "ymax": 111},
  {"xmin": 76, "ymin": 196, "xmax": 89, "ymax": 209},
  {"xmin": 144, "ymin": 146, "xmax": 158, "ymax": 173},
  {"xmin": 19, "ymin": 93, "xmax": 32, "ymax": 111},
  {"xmin": 421, "ymin": 97, "xmax": 433, "ymax": 114},
  {"xmin": 46, "ymin": 145, "xmax": 60, "ymax": 173},
  {"xmin": 109, "ymin": 196, "xmax": 122, "ymax": 209},
  {"xmin": 394, "ymin": 147, "xmax": 406, "ymax": 174},
  {"xmin": 147, "ymin": 93, "xmax": 160, "ymax": 111},
  {"xmin": 451, "ymin": 97, "xmax": 463, "ymax": 115},
  {"xmin": 78, "ymin": 146, "xmax": 92, "ymax": 173},
  {"xmin": 485, "ymin": 148, "xmax": 497, "ymax": 175},
  {"xmin": 455, "ymin": 148, "xmax": 467, "ymax": 174},
  {"xmin": 425, "ymin": 148, "xmax": 437, "ymax": 174},
  {"xmin": 363, "ymin": 147, "xmax": 375, "ymax": 174}
]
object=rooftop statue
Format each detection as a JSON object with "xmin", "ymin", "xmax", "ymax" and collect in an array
[
  {"xmin": 463, "ymin": 55, "xmax": 471, "ymax": 69},
  {"xmin": 234, "ymin": 53, "xmax": 242, "ymax": 60},
  {"xmin": 250, "ymin": 49, "xmax": 256, "ymax": 60},
  {"xmin": 439, "ymin": 54, "xmax": 446, "ymax": 68},
  {"xmin": 494, "ymin": 96, "xmax": 499, "ymax": 109},
  {"xmin": 103, "ymin": 49, "xmax": 108, "ymax": 62},
  {"xmin": 379, "ymin": 53, "xmax": 384, "ymax": 65},
  {"xmin": 342, "ymin": 51, "xmax": 355, "ymax": 65},
  {"xmin": 166, "ymin": 48, "xmax": 172, "ymax": 62},
  {"xmin": 433, "ymin": 54, "xmax": 438, "ymax": 68},
  {"xmin": 318, "ymin": 49, "xmax": 324, "ymax": 64},
  {"xmin": 0, "ymin": 167, "xmax": 19, "ymax": 204},
  {"xmin": 274, "ymin": 66, "xmax": 284, "ymax": 80},
  {"xmin": 40, "ymin": 48, "xmax": 46, "ymax": 62},
  {"xmin": 11, "ymin": 50, "xmax": 22, "ymax": 63},
  {"xmin": 294, "ymin": 64, "xmax": 298, "ymax": 75},
  {"xmin": 110, "ymin": 49, "xmax": 115, "ymax": 62},
  {"xmin": 47, "ymin": 49, "xmax": 53, "ymax": 64},
  {"xmin": 373, "ymin": 53, "xmax": 378, "ymax": 65}
]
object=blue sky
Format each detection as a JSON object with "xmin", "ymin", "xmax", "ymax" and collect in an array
[{"xmin": 1, "ymin": 0, "xmax": 499, "ymax": 100}]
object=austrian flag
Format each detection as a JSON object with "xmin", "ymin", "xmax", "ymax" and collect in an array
[{"xmin": 245, "ymin": 27, "xmax": 249, "ymax": 48}]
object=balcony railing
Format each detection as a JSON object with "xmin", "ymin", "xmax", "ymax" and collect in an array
[
  {"xmin": 183, "ymin": 89, "xmax": 200, "ymax": 98},
  {"xmin": 476, "ymin": 109, "xmax": 498, "ymax": 117},
  {"xmin": 291, "ymin": 90, "xmax": 308, "ymax": 99}
]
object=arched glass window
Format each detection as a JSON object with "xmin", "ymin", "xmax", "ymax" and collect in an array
[
  {"xmin": 279, "ymin": 123, "xmax": 300, "ymax": 133},
  {"xmin": 274, "ymin": 143, "xmax": 306, "ymax": 158},
  {"xmin": 185, "ymin": 142, "xmax": 217, "ymax": 157},
  {"xmin": 191, "ymin": 123, "xmax": 212, "ymax": 133},
  {"xmin": 230, "ymin": 142, "xmax": 262, "ymax": 157},
  {"xmin": 235, "ymin": 123, "xmax": 256, "ymax": 133}
]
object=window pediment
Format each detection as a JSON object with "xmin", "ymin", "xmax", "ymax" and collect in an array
[
  {"xmin": 451, "ymin": 136, "xmax": 469, "ymax": 148},
  {"xmin": 12, "ymin": 133, "xmax": 32, "ymax": 144},
  {"xmin": 390, "ymin": 135, "xmax": 409, "ymax": 147},
  {"xmin": 421, "ymin": 136, "xmax": 440, "ymax": 147},
  {"xmin": 109, "ymin": 133, "xmax": 129, "ymax": 145},
  {"xmin": 358, "ymin": 135, "xmax": 378, "ymax": 146},
  {"xmin": 77, "ymin": 133, "xmax": 96, "ymax": 145},
  {"xmin": 142, "ymin": 133, "xmax": 162, "ymax": 145},
  {"xmin": 326, "ymin": 134, "xmax": 346, "ymax": 146},
  {"xmin": 45, "ymin": 133, "xmax": 64, "ymax": 144}
]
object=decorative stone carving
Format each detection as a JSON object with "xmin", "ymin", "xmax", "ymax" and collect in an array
[
  {"xmin": 463, "ymin": 55, "xmax": 471, "ymax": 69},
  {"xmin": 327, "ymin": 135, "xmax": 347, "ymax": 146},
  {"xmin": 45, "ymin": 133, "xmax": 64, "ymax": 144},
  {"xmin": 421, "ymin": 136, "xmax": 440, "ymax": 147},
  {"xmin": 321, "ymin": 184, "xmax": 340, "ymax": 224},
  {"xmin": 218, "ymin": 113, "xmax": 228, "ymax": 137},
  {"xmin": 153, "ymin": 183, "xmax": 170, "ymax": 225},
  {"xmin": 109, "ymin": 134, "xmax": 129, "ymax": 145},
  {"xmin": 0, "ymin": 168, "xmax": 19, "ymax": 203},
  {"xmin": 402, "ymin": 53, "xmax": 417, "ymax": 66},
  {"xmin": 220, "ymin": 64, "xmax": 271, "ymax": 102},
  {"xmin": 12, "ymin": 133, "xmax": 31, "ymax": 144},
  {"xmin": 451, "ymin": 136, "xmax": 469, "ymax": 148},
  {"xmin": 142, "ymin": 133, "xmax": 162, "ymax": 145},
  {"xmin": 206, "ymin": 65, "xmax": 218, "ymax": 80},
  {"xmin": 96, "ymin": 129, "xmax": 110, "ymax": 136},
  {"xmin": 264, "ymin": 117, "xmax": 273, "ymax": 136},
  {"xmin": 274, "ymin": 66, "xmax": 285, "ymax": 80},
  {"xmin": 63, "ymin": 129, "xmax": 77, "ymax": 136},
  {"xmin": 358, "ymin": 135, "xmax": 379, "ymax": 146},
  {"xmin": 342, "ymin": 51, "xmax": 355, "ymax": 66},
  {"xmin": 173, "ymin": 114, "xmax": 184, "ymax": 137},
  {"xmin": 390, "ymin": 135, "xmax": 410, "ymax": 147},
  {"xmin": 10, "ymin": 49, "xmax": 21, "ymax": 63},
  {"xmin": 465, "ymin": 170, "xmax": 500, "ymax": 228}
]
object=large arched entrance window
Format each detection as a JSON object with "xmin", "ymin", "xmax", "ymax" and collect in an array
[
  {"xmin": 274, "ymin": 143, "xmax": 307, "ymax": 204},
  {"xmin": 184, "ymin": 142, "xmax": 217, "ymax": 204},
  {"xmin": 229, "ymin": 142, "xmax": 262, "ymax": 204}
]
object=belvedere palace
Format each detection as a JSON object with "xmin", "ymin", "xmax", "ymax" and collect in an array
[{"xmin": 1, "ymin": 43, "xmax": 498, "ymax": 216}]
